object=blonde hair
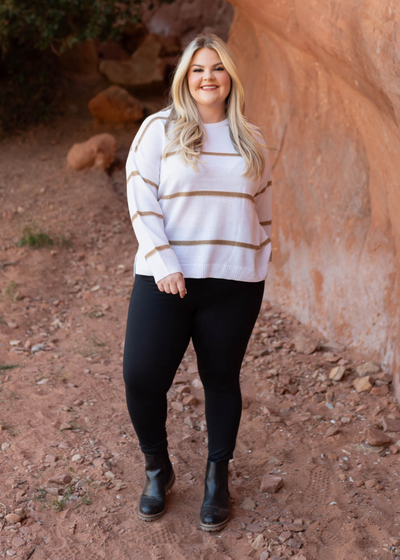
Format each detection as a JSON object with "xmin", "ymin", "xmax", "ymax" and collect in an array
[{"xmin": 162, "ymin": 33, "xmax": 277, "ymax": 179}]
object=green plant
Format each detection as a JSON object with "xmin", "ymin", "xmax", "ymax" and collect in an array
[
  {"xmin": 33, "ymin": 487, "xmax": 47, "ymax": 503},
  {"xmin": 17, "ymin": 224, "xmax": 54, "ymax": 248},
  {"xmin": 0, "ymin": 363, "xmax": 19, "ymax": 370},
  {"xmin": 51, "ymin": 484, "xmax": 73, "ymax": 511},
  {"xmin": 4, "ymin": 281, "xmax": 18, "ymax": 302}
]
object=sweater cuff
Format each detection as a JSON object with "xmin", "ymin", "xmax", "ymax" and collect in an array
[{"xmin": 147, "ymin": 247, "xmax": 184, "ymax": 284}]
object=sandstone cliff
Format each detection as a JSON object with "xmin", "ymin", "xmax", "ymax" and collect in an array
[{"xmin": 227, "ymin": 0, "xmax": 400, "ymax": 396}]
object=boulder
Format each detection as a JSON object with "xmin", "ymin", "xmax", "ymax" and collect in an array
[
  {"xmin": 67, "ymin": 134, "xmax": 117, "ymax": 171},
  {"xmin": 88, "ymin": 86, "xmax": 143, "ymax": 124},
  {"xmin": 99, "ymin": 35, "xmax": 165, "ymax": 90}
]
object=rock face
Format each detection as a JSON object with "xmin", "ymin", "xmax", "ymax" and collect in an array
[
  {"xmin": 88, "ymin": 86, "xmax": 143, "ymax": 124},
  {"xmin": 226, "ymin": 0, "xmax": 400, "ymax": 398},
  {"xmin": 67, "ymin": 134, "xmax": 117, "ymax": 171},
  {"xmin": 140, "ymin": 0, "xmax": 233, "ymax": 48}
]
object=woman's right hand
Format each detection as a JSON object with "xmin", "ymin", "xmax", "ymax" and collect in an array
[{"xmin": 157, "ymin": 272, "xmax": 187, "ymax": 298}]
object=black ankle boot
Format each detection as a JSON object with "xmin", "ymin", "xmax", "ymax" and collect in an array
[
  {"xmin": 200, "ymin": 459, "xmax": 231, "ymax": 531},
  {"xmin": 138, "ymin": 449, "xmax": 175, "ymax": 521}
]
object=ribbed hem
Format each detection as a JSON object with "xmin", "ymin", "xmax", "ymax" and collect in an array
[{"xmin": 134, "ymin": 260, "xmax": 270, "ymax": 283}]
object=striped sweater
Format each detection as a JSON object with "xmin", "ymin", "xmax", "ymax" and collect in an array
[{"xmin": 126, "ymin": 108, "xmax": 272, "ymax": 284}]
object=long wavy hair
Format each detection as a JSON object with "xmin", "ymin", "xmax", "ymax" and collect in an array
[{"xmin": 162, "ymin": 33, "xmax": 276, "ymax": 179}]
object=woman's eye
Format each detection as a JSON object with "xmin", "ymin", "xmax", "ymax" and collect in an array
[{"xmin": 193, "ymin": 67, "xmax": 225, "ymax": 72}]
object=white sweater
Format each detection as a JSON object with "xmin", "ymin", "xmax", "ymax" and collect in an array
[{"xmin": 126, "ymin": 108, "xmax": 272, "ymax": 284}]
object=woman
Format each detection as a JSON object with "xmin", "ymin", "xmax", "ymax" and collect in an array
[{"xmin": 123, "ymin": 33, "xmax": 273, "ymax": 532}]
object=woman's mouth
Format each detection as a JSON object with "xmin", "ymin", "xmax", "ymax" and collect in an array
[{"xmin": 200, "ymin": 85, "xmax": 218, "ymax": 90}]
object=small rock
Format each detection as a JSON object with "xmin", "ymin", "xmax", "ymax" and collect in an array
[
  {"xmin": 240, "ymin": 497, "xmax": 256, "ymax": 510},
  {"xmin": 71, "ymin": 454, "xmax": 83, "ymax": 462},
  {"xmin": 184, "ymin": 416, "xmax": 196, "ymax": 429},
  {"xmin": 48, "ymin": 473, "xmax": 73, "ymax": 486},
  {"xmin": 389, "ymin": 444, "xmax": 399, "ymax": 454},
  {"xmin": 287, "ymin": 537, "xmax": 303, "ymax": 549},
  {"xmin": 279, "ymin": 530, "xmax": 292, "ymax": 543},
  {"xmin": 1, "ymin": 442, "xmax": 10, "ymax": 451},
  {"xmin": 329, "ymin": 366, "xmax": 346, "ymax": 381},
  {"xmin": 267, "ymin": 456, "xmax": 283, "ymax": 466},
  {"xmin": 353, "ymin": 376, "xmax": 372, "ymax": 393},
  {"xmin": 176, "ymin": 385, "xmax": 191, "ymax": 395},
  {"xmin": 323, "ymin": 352, "xmax": 340, "ymax": 363},
  {"xmin": 365, "ymin": 478, "xmax": 379, "ymax": 489},
  {"xmin": 171, "ymin": 401, "xmax": 184, "ymax": 412},
  {"xmin": 6, "ymin": 550, "xmax": 16, "ymax": 557},
  {"xmin": 325, "ymin": 426, "xmax": 340, "ymax": 437},
  {"xmin": 5, "ymin": 513, "xmax": 22, "ymax": 524},
  {"xmin": 104, "ymin": 471, "xmax": 115, "ymax": 480},
  {"xmin": 293, "ymin": 334, "xmax": 318, "ymax": 354},
  {"xmin": 370, "ymin": 385, "xmax": 389, "ymax": 397},
  {"xmin": 356, "ymin": 362, "xmax": 380, "ymax": 376},
  {"xmin": 259, "ymin": 552, "xmax": 270, "ymax": 560},
  {"xmin": 246, "ymin": 523, "xmax": 265, "ymax": 533},
  {"xmin": 7, "ymin": 321, "xmax": 18, "ymax": 329},
  {"xmin": 364, "ymin": 427, "xmax": 392, "ymax": 446},
  {"xmin": 381, "ymin": 417, "xmax": 400, "ymax": 432},
  {"xmin": 251, "ymin": 534, "xmax": 265, "ymax": 550},
  {"xmin": 260, "ymin": 474, "xmax": 284, "ymax": 494},
  {"xmin": 182, "ymin": 395, "xmax": 198, "ymax": 406},
  {"xmin": 11, "ymin": 537, "xmax": 25, "ymax": 549},
  {"xmin": 376, "ymin": 372, "xmax": 392, "ymax": 384},
  {"xmin": 191, "ymin": 378, "xmax": 203, "ymax": 389},
  {"xmin": 44, "ymin": 454, "xmax": 58, "ymax": 464}
]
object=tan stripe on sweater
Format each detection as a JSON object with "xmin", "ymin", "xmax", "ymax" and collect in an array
[
  {"xmin": 127, "ymin": 171, "xmax": 158, "ymax": 190},
  {"xmin": 131, "ymin": 211, "xmax": 164, "ymax": 223},
  {"xmin": 169, "ymin": 238, "xmax": 271, "ymax": 250},
  {"xmin": 254, "ymin": 180, "xmax": 272, "ymax": 197},
  {"xmin": 145, "ymin": 245, "xmax": 172, "ymax": 260},
  {"xmin": 160, "ymin": 190, "xmax": 255, "ymax": 202},
  {"xmin": 165, "ymin": 150, "xmax": 240, "ymax": 158},
  {"xmin": 134, "ymin": 116, "xmax": 167, "ymax": 153}
]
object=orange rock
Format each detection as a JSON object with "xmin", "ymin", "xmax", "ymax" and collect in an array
[
  {"xmin": 364, "ymin": 427, "xmax": 392, "ymax": 446},
  {"xmin": 67, "ymin": 134, "xmax": 117, "ymax": 171},
  {"xmin": 260, "ymin": 474, "xmax": 284, "ymax": 493},
  {"xmin": 88, "ymin": 86, "xmax": 143, "ymax": 124}
]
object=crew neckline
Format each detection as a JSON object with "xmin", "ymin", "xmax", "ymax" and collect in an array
[{"xmin": 202, "ymin": 117, "xmax": 228, "ymax": 128}]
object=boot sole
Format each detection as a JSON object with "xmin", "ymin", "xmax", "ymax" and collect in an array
[
  {"xmin": 138, "ymin": 469, "xmax": 176, "ymax": 522},
  {"xmin": 200, "ymin": 510, "xmax": 231, "ymax": 532}
]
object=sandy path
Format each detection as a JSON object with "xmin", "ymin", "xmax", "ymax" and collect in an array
[{"xmin": 0, "ymin": 112, "xmax": 399, "ymax": 560}]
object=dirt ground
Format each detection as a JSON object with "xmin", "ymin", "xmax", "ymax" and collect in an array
[{"xmin": 1, "ymin": 95, "xmax": 400, "ymax": 560}]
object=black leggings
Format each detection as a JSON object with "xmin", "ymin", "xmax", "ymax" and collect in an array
[{"xmin": 122, "ymin": 273, "xmax": 265, "ymax": 462}]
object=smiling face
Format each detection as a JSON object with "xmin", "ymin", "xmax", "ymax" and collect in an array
[{"xmin": 187, "ymin": 47, "xmax": 231, "ymax": 116}]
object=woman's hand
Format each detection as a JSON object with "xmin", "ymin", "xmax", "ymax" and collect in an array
[{"xmin": 157, "ymin": 272, "xmax": 187, "ymax": 298}]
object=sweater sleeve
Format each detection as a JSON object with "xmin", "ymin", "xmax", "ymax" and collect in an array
[
  {"xmin": 254, "ymin": 148, "xmax": 273, "ymax": 262},
  {"xmin": 126, "ymin": 115, "xmax": 184, "ymax": 283}
]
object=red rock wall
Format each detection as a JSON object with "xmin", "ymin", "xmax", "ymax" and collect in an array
[{"xmin": 226, "ymin": 0, "xmax": 400, "ymax": 396}]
